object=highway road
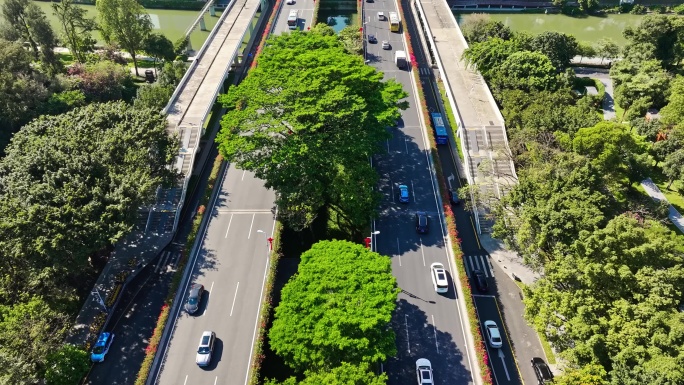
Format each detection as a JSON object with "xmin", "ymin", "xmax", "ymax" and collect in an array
[
  {"xmin": 273, "ymin": 0, "xmax": 314, "ymax": 33},
  {"xmin": 398, "ymin": 0, "xmax": 529, "ymax": 383},
  {"xmin": 362, "ymin": 2, "xmax": 477, "ymax": 384},
  {"xmin": 155, "ymin": 166, "xmax": 276, "ymax": 385}
]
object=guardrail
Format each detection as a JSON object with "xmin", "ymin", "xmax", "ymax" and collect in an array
[
  {"xmin": 162, "ymin": 0, "xmax": 238, "ymax": 116},
  {"xmin": 184, "ymin": 0, "xmax": 218, "ymax": 37},
  {"xmin": 411, "ymin": 0, "xmax": 482, "ymax": 233}
]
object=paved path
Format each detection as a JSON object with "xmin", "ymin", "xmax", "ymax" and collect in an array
[
  {"xmin": 641, "ymin": 178, "xmax": 684, "ymax": 233},
  {"xmin": 574, "ymin": 67, "xmax": 616, "ymax": 121}
]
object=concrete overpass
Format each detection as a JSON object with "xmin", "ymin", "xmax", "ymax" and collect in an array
[
  {"xmin": 410, "ymin": 0, "xmax": 518, "ymax": 233},
  {"xmin": 139, "ymin": 0, "xmax": 268, "ymax": 237}
]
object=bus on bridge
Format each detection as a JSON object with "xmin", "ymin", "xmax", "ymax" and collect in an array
[
  {"xmin": 389, "ymin": 12, "xmax": 400, "ymax": 32},
  {"xmin": 431, "ymin": 112, "xmax": 448, "ymax": 145}
]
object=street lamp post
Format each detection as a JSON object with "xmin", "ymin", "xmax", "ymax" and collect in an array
[
  {"xmin": 256, "ymin": 229, "xmax": 273, "ymax": 251},
  {"xmin": 366, "ymin": 230, "xmax": 380, "ymax": 251}
]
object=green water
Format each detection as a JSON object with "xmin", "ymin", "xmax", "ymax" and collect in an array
[
  {"xmin": 319, "ymin": 10, "xmax": 359, "ymax": 33},
  {"xmin": 7, "ymin": 1, "xmax": 223, "ymax": 50},
  {"xmin": 456, "ymin": 13, "xmax": 647, "ymax": 46}
]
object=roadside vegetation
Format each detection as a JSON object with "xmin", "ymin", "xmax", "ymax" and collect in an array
[
  {"xmin": 219, "ymin": 25, "xmax": 405, "ymax": 384},
  {"xmin": 217, "ymin": 25, "xmax": 407, "ymax": 238},
  {"xmin": 460, "ymin": 14, "xmax": 684, "ymax": 385},
  {"xmin": 0, "ymin": 0, "xmax": 186, "ymax": 382}
]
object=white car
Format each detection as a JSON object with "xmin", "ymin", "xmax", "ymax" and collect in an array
[
  {"xmin": 286, "ymin": 0, "xmax": 295, "ymax": 4},
  {"xmin": 416, "ymin": 358, "xmax": 433, "ymax": 384},
  {"xmin": 377, "ymin": 11, "xmax": 385, "ymax": 20},
  {"xmin": 382, "ymin": 41, "xmax": 391, "ymax": 50},
  {"xmin": 430, "ymin": 262, "xmax": 448, "ymax": 293},
  {"xmin": 196, "ymin": 331, "xmax": 215, "ymax": 366},
  {"xmin": 484, "ymin": 320, "xmax": 503, "ymax": 348}
]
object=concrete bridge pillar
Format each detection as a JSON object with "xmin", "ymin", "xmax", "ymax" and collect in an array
[
  {"xmin": 260, "ymin": 0, "xmax": 268, "ymax": 14},
  {"xmin": 210, "ymin": 6, "xmax": 216, "ymax": 16},
  {"xmin": 200, "ymin": 16, "xmax": 207, "ymax": 31}
]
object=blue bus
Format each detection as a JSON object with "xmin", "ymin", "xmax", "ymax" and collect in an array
[{"xmin": 431, "ymin": 113, "xmax": 448, "ymax": 145}]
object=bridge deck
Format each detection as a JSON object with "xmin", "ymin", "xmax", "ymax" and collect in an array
[{"xmin": 416, "ymin": 0, "xmax": 517, "ymax": 233}]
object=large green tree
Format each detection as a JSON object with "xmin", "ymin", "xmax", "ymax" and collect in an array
[
  {"xmin": 660, "ymin": 75, "xmax": 684, "ymax": 126},
  {"xmin": 0, "ymin": 297, "xmax": 71, "ymax": 383},
  {"xmin": 572, "ymin": 121, "xmax": 650, "ymax": 186},
  {"xmin": 142, "ymin": 32, "xmax": 175, "ymax": 71},
  {"xmin": 524, "ymin": 215, "xmax": 684, "ymax": 376},
  {"xmin": 0, "ymin": 39, "xmax": 50, "ymax": 151},
  {"xmin": 493, "ymin": 153, "xmax": 609, "ymax": 268},
  {"xmin": 530, "ymin": 31, "xmax": 578, "ymax": 70},
  {"xmin": 217, "ymin": 30, "xmax": 406, "ymax": 232},
  {"xmin": 0, "ymin": 0, "xmax": 60, "ymax": 75},
  {"xmin": 622, "ymin": 15, "xmax": 684, "ymax": 67},
  {"xmin": 269, "ymin": 240, "xmax": 398, "ymax": 372},
  {"xmin": 491, "ymin": 51, "xmax": 558, "ymax": 93},
  {"xmin": 97, "ymin": 0, "xmax": 153, "ymax": 76},
  {"xmin": 44, "ymin": 345, "xmax": 90, "ymax": 385},
  {"xmin": 0, "ymin": 102, "xmax": 177, "ymax": 304},
  {"xmin": 52, "ymin": 0, "xmax": 97, "ymax": 63},
  {"xmin": 610, "ymin": 59, "xmax": 670, "ymax": 115},
  {"xmin": 462, "ymin": 38, "xmax": 518, "ymax": 79},
  {"xmin": 268, "ymin": 363, "xmax": 388, "ymax": 385}
]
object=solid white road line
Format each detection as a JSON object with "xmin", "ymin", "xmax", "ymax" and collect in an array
[
  {"xmin": 241, "ymin": 169, "xmax": 246, "ymax": 181},
  {"xmin": 224, "ymin": 213, "xmax": 234, "ymax": 238},
  {"xmin": 397, "ymin": 238, "xmax": 402, "ymax": 267},
  {"xmin": 405, "ymin": 314, "xmax": 411, "ymax": 354},
  {"xmin": 204, "ymin": 281, "xmax": 214, "ymax": 316},
  {"xmin": 405, "ymin": 136, "xmax": 409, "ymax": 154},
  {"xmin": 419, "ymin": 238, "xmax": 426, "ymax": 267},
  {"xmin": 230, "ymin": 282, "xmax": 240, "ymax": 317},
  {"xmin": 183, "ymin": 375, "xmax": 188, "ymax": 385},
  {"xmin": 214, "ymin": 376, "xmax": 219, "ymax": 385},
  {"xmin": 432, "ymin": 314, "xmax": 440, "ymax": 354},
  {"xmin": 247, "ymin": 213, "xmax": 255, "ymax": 239}
]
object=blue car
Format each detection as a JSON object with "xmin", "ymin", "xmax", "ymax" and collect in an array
[
  {"xmin": 91, "ymin": 332, "xmax": 114, "ymax": 363},
  {"xmin": 399, "ymin": 184, "xmax": 409, "ymax": 203}
]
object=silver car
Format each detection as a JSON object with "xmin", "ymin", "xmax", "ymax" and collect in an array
[
  {"xmin": 196, "ymin": 331, "xmax": 215, "ymax": 366},
  {"xmin": 185, "ymin": 283, "xmax": 204, "ymax": 314}
]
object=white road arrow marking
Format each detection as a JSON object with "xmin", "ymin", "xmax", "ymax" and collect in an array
[
  {"xmin": 447, "ymin": 174, "xmax": 455, "ymax": 189},
  {"xmin": 498, "ymin": 348, "xmax": 510, "ymax": 380}
]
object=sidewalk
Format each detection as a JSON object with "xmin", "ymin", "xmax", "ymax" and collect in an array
[
  {"xmin": 641, "ymin": 178, "xmax": 684, "ymax": 233},
  {"xmin": 479, "ymin": 234, "xmax": 539, "ymax": 285},
  {"xmin": 66, "ymin": 228, "xmax": 173, "ymax": 348}
]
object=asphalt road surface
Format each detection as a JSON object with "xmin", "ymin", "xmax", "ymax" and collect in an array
[
  {"xmin": 363, "ymin": 1, "xmax": 476, "ymax": 383},
  {"xmin": 274, "ymin": 0, "xmax": 314, "ymax": 33},
  {"xmin": 155, "ymin": 165, "xmax": 276, "ymax": 385}
]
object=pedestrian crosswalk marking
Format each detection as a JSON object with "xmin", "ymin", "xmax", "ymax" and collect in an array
[{"xmin": 464, "ymin": 255, "xmax": 493, "ymax": 278}]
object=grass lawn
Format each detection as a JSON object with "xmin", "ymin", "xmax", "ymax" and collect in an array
[
  {"xmin": 436, "ymin": 80, "xmax": 465, "ymax": 160},
  {"xmin": 648, "ymin": 166, "xmax": 684, "ymax": 215},
  {"xmin": 57, "ymin": 52, "xmax": 75, "ymax": 65}
]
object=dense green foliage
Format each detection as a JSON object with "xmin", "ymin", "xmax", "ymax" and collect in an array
[
  {"xmin": 97, "ymin": 0, "xmax": 153, "ymax": 76},
  {"xmin": 217, "ymin": 28, "xmax": 406, "ymax": 234},
  {"xmin": 52, "ymin": 0, "xmax": 98, "ymax": 63},
  {"xmin": 463, "ymin": 14, "xmax": 684, "ymax": 385},
  {"xmin": 44, "ymin": 344, "xmax": 90, "ymax": 385},
  {"xmin": 267, "ymin": 363, "xmax": 388, "ymax": 385},
  {"xmin": 269, "ymin": 240, "xmax": 398, "ymax": 375}
]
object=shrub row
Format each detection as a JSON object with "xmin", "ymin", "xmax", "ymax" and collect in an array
[
  {"xmin": 134, "ymin": 305, "xmax": 171, "ymax": 385},
  {"xmin": 133, "ymin": 154, "xmax": 225, "ymax": 385},
  {"xmin": 395, "ymin": 1, "xmax": 494, "ymax": 384},
  {"xmin": 104, "ymin": 283, "xmax": 123, "ymax": 308},
  {"xmin": 248, "ymin": 222, "xmax": 283, "ymax": 385},
  {"xmin": 251, "ymin": 0, "xmax": 284, "ymax": 68},
  {"xmin": 312, "ymin": 0, "xmax": 321, "ymax": 27}
]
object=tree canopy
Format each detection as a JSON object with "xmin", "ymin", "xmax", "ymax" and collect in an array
[
  {"xmin": 269, "ymin": 240, "xmax": 398, "ymax": 372},
  {"xmin": 0, "ymin": 102, "xmax": 177, "ymax": 306},
  {"xmin": 524, "ymin": 216, "xmax": 684, "ymax": 381},
  {"xmin": 217, "ymin": 29, "xmax": 406, "ymax": 233},
  {"xmin": 97, "ymin": 0, "xmax": 153, "ymax": 76},
  {"xmin": 52, "ymin": 0, "xmax": 97, "ymax": 63},
  {"xmin": 492, "ymin": 51, "xmax": 558, "ymax": 93}
]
